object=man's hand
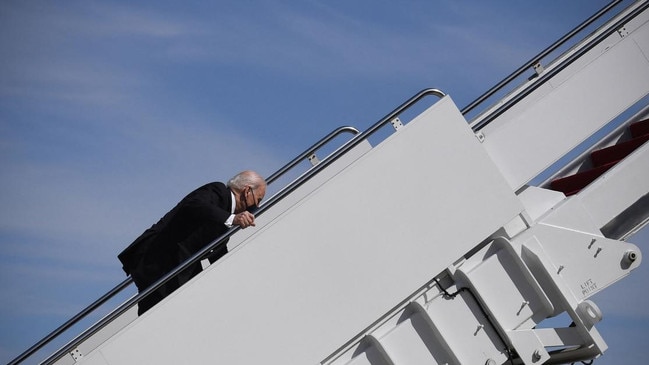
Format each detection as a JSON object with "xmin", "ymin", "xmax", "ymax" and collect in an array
[{"xmin": 233, "ymin": 211, "xmax": 256, "ymax": 229}]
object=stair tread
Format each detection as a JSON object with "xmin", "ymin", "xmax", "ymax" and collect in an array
[
  {"xmin": 551, "ymin": 119, "xmax": 649, "ymax": 196},
  {"xmin": 591, "ymin": 133, "xmax": 649, "ymax": 166},
  {"xmin": 630, "ymin": 118, "xmax": 649, "ymax": 137},
  {"xmin": 550, "ymin": 161, "xmax": 618, "ymax": 196}
]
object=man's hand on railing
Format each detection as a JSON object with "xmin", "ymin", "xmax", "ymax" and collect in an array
[{"xmin": 233, "ymin": 211, "xmax": 256, "ymax": 228}]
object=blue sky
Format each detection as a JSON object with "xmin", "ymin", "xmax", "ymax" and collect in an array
[{"xmin": 1, "ymin": 1, "xmax": 647, "ymax": 364}]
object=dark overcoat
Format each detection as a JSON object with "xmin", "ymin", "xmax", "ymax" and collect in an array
[{"xmin": 118, "ymin": 182, "xmax": 233, "ymax": 314}]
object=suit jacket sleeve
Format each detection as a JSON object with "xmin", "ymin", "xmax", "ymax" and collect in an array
[{"xmin": 175, "ymin": 182, "xmax": 232, "ymax": 261}]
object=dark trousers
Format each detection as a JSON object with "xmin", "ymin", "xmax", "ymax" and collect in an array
[{"xmin": 130, "ymin": 243, "xmax": 228, "ymax": 315}]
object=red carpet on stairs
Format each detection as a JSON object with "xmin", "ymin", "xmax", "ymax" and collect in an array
[{"xmin": 550, "ymin": 118, "xmax": 649, "ymax": 196}]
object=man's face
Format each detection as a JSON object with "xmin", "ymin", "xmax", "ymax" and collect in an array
[{"xmin": 239, "ymin": 185, "xmax": 266, "ymax": 213}]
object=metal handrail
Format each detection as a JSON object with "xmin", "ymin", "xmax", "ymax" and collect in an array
[
  {"xmin": 461, "ymin": 0, "xmax": 623, "ymax": 119},
  {"xmin": 6, "ymin": 278, "xmax": 133, "ymax": 365},
  {"xmin": 37, "ymin": 87, "xmax": 444, "ymax": 365},
  {"xmin": 469, "ymin": 0, "xmax": 648, "ymax": 131},
  {"xmin": 8, "ymin": 126, "xmax": 360, "ymax": 365},
  {"xmin": 266, "ymin": 126, "xmax": 359, "ymax": 185}
]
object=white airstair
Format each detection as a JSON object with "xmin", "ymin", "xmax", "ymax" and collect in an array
[{"xmin": 9, "ymin": 1, "xmax": 649, "ymax": 364}]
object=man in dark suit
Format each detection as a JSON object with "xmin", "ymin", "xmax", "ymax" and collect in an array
[{"xmin": 118, "ymin": 170, "xmax": 267, "ymax": 315}]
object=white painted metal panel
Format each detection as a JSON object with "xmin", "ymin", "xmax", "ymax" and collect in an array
[
  {"xmin": 519, "ymin": 223, "xmax": 642, "ymax": 304},
  {"xmin": 326, "ymin": 280, "xmax": 510, "ymax": 365},
  {"xmin": 481, "ymin": 12, "xmax": 649, "ymax": 190},
  {"xmin": 54, "ymin": 307, "xmax": 138, "ymax": 365},
  {"xmin": 49, "ymin": 140, "xmax": 373, "ymax": 364},
  {"xmin": 456, "ymin": 239, "xmax": 555, "ymax": 330},
  {"xmin": 578, "ymin": 138, "xmax": 649, "ymax": 231},
  {"xmin": 225, "ymin": 138, "xmax": 373, "ymax": 252},
  {"xmin": 78, "ymin": 96, "xmax": 522, "ymax": 364},
  {"xmin": 380, "ymin": 318, "xmax": 448, "ymax": 364},
  {"xmin": 421, "ymin": 292, "xmax": 508, "ymax": 365}
]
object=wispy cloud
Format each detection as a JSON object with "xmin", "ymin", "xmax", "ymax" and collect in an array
[{"xmin": 0, "ymin": 2, "xmax": 285, "ymax": 316}]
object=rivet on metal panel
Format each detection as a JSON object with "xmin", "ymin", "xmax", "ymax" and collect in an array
[
  {"xmin": 594, "ymin": 247, "xmax": 602, "ymax": 257},
  {"xmin": 307, "ymin": 153, "xmax": 320, "ymax": 166},
  {"xmin": 390, "ymin": 117, "xmax": 404, "ymax": 131},
  {"xmin": 588, "ymin": 238, "xmax": 596, "ymax": 249},
  {"xmin": 474, "ymin": 324, "xmax": 484, "ymax": 335},
  {"xmin": 516, "ymin": 301, "xmax": 530, "ymax": 315},
  {"xmin": 533, "ymin": 62, "xmax": 544, "ymax": 76},
  {"xmin": 475, "ymin": 131, "xmax": 485, "ymax": 143}
]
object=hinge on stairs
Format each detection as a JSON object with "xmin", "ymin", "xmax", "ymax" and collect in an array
[
  {"xmin": 70, "ymin": 348, "xmax": 83, "ymax": 362},
  {"xmin": 308, "ymin": 153, "xmax": 320, "ymax": 166},
  {"xmin": 390, "ymin": 117, "xmax": 404, "ymax": 131},
  {"xmin": 617, "ymin": 25, "xmax": 630, "ymax": 38}
]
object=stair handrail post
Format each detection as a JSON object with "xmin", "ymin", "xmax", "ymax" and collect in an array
[{"xmin": 266, "ymin": 126, "xmax": 359, "ymax": 185}]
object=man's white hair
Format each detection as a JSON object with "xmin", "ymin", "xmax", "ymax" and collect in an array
[{"xmin": 227, "ymin": 170, "xmax": 265, "ymax": 191}]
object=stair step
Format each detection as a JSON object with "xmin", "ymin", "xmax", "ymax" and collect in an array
[
  {"xmin": 630, "ymin": 118, "xmax": 649, "ymax": 137},
  {"xmin": 591, "ymin": 133, "xmax": 649, "ymax": 167},
  {"xmin": 550, "ymin": 118, "xmax": 649, "ymax": 196},
  {"xmin": 550, "ymin": 161, "xmax": 617, "ymax": 196}
]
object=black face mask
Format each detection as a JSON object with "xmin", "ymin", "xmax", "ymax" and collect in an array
[{"xmin": 244, "ymin": 187, "xmax": 259, "ymax": 213}]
